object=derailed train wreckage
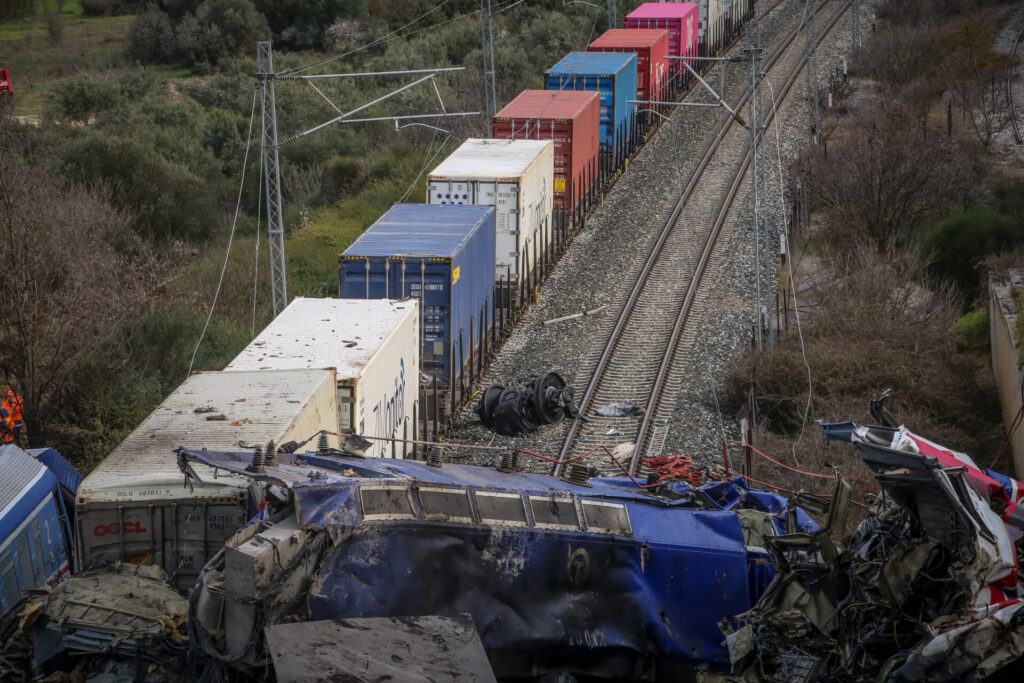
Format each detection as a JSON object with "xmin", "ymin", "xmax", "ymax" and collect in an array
[
  {"xmin": 176, "ymin": 443, "xmax": 815, "ymax": 680},
  {"xmin": 724, "ymin": 416, "xmax": 1024, "ymax": 681}
]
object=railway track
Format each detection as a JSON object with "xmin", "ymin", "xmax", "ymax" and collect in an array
[
  {"xmin": 1008, "ymin": 22, "xmax": 1023, "ymax": 145},
  {"xmin": 556, "ymin": 0, "xmax": 854, "ymax": 475}
]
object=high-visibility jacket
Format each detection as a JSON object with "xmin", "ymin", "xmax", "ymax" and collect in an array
[
  {"xmin": 4, "ymin": 394, "xmax": 22, "ymax": 425},
  {"xmin": 0, "ymin": 407, "xmax": 12, "ymax": 443}
]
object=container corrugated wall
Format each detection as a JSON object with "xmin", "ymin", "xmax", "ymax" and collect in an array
[
  {"xmin": 588, "ymin": 29, "xmax": 671, "ymax": 106},
  {"xmin": 339, "ymin": 204, "xmax": 496, "ymax": 386},
  {"xmin": 545, "ymin": 52, "xmax": 637, "ymax": 149},
  {"xmin": 225, "ymin": 297, "xmax": 420, "ymax": 459},
  {"xmin": 76, "ymin": 368, "xmax": 339, "ymax": 589},
  {"xmin": 625, "ymin": 3, "xmax": 699, "ymax": 71},
  {"xmin": 426, "ymin": 139, "xmax": 554, "ymax": 285},
  {"xmin": 492, "ymin": 90, "xmax": 600, "ymax": 212}
]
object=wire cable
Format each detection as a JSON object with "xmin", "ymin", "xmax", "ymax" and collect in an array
[
  {"xmin": 251, "ymin": 135, "xmax": 264, "ymax": 339},
  {"xmin": 187, "ymin": 87, "xmax": 258, "ymax": 378},
  {"xmin": 765, "ymin": 75, "xmax": 814, "ymax": 440},
  {"xmin": 278, "ymin": 0, "xmax": 457, "ymax": 77}
]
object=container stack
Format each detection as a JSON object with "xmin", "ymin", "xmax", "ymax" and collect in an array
[
  {"xmin": 588, "ymin": 29, "xmax": 671, "ymax": 109},
  {"xmin": 339, "ymin": 204, "xmax": 496, "ymax": 389},
  {"xmin": 624, "ymin": 3, "xmax": 700, "ymax": 76},
  {"xmin": 492, "ymin": 90, "xmax": 600, "ymax": 215},
  {"xmin": 545, "ymin": 52, "xmax": 638, "ymax": 151},
  {"xmin": 225, "ymin": 297, "xmax": 420, "ymax": 459}
]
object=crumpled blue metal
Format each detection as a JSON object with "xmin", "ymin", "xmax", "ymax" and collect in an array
[{"xmin": 181, "ymin": 449, "xmax": 814, "ymax": 677}]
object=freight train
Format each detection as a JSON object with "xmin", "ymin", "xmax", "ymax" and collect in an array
[{"xmin": 338, "ymin": 0, "xmax": 757, "ymax": 436}]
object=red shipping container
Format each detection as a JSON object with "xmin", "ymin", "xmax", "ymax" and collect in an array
[
  {"xmin": 624, "ymin": 3, "xmax": 699, "ymax": 73},
  {"xmin": 492, "ymin": 90, "xmax": 600, "ymax": 211},
  {"xmin": 589, "ymin": 29, "xmax": 670, "ymax": 106}
]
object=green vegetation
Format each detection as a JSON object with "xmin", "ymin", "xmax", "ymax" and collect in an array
[
  {"xmin": 953, "ymin": 307, "xmax": 990, "ymax": 352},
  {"xmin": 0, "ymin": 0, "xmax": 642, "ymax": 471}
]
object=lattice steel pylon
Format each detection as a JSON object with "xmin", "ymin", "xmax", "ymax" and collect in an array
[
  {"xmin": 480, "ymin": 0, "xmax": 498, "ymax": 135},
  {"xmin": 804, "ymin": 0, "xmax": 820, "ymax": 144},
  {"xmin": 257, "ymin": 42, "xmax": 288, "ymax": 316}
]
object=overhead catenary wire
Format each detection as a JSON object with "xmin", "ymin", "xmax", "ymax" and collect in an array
[{"xmin": 187, "ymin": 87, "xmax": 259, "ymax": 378}]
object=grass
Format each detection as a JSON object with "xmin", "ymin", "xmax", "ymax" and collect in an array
[{"xmin": 0, "ymin": 3, "xmax": 186, "ymax": 116}]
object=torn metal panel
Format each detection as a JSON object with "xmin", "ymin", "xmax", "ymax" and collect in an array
[
  {"xmin": 180, "ymin": 448, "xmax": 813, "ymax": 678},
  {"xmin": 265, "ymin": 615, "xmax": 496, "ymax": 682},
  {"xmin": 726, "ymin": 417, "xmax": 1024, "ymax": 681}
]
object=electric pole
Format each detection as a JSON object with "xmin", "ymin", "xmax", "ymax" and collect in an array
[
  {"xmin": 480, "ymin": 0, "xmax": 498, "ymax": 134},
  {"xmin": 804, "ymin": 0, "xmax": 820, "ymax": 144},
  {"xmin": 256, "ymin": 45, "xmax": 478, "ymax": 317},
  {"xmin": 257, "ymin": 42, "xmax": 288, "ymax": 316},
  {"xmin": 745, "ymin": 25, "xmax": 765, "ymax": 351},
  {"xmin": 607, "ymin": 0, "xmax": 617, "ymax": 28}
]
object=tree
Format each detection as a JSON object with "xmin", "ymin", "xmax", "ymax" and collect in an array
[{"xmin": 0, "ymin": 125, "xmax": 148, "ymax": 437}]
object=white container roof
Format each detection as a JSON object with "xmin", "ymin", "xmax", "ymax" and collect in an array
[
  {"xmin": 428, "ymin": 138, "xmax": 553, "ymax": 180},
  {"xmin": 80, "ymin": 368, "xmax": 335, "ymax": 496},
  {"xmin": 225, "ymin": 297, "xmax": 418, "ymax": 381}
]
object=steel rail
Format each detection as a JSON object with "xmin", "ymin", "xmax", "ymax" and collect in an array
[
  {"xmin": 1008, "ymin": 23, "xmax": 1024, "ymax": 145},
  {"xmin": 555, "ymin": 0, "xmax": 808, "ymax": 474},
  {"xmin": 633, "ymin": 0, "xmax": 856, "ymax": 474},
  {"xmin": 556, "ymin": 0, "xmax": 852, "ymax": 475}
]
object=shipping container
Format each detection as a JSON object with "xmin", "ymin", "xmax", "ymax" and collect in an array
[
  {"xmin": 427, "ymin": 139, "xmax": 553, "ymax": 285},
  {"xmin": 625, "ymin": 3, "xmax": 699, "ymax": 72},
  {"xmin": 545, "ymin": 52, "xmax": 638, "ymax": 149},
  {"xmin": 0, "ymin": 445, "xmax": 76, "ymax": 616},
  {"xmin": 339, "ymin": 205, "xmax": 496, "ymax": 386},
  {"xmin": 588, "ymin": 29, "xmax": 671, "ymax": 107},
  {"xmin": 700, "ymin": 0, "xmax": 749, "ymax": 54},
  {"xmin": 76, "ymin": 369, "xmax": 339, "ymax": 589},
  {"xmin": 225, "ymin": 297, "xmax": 420, "ymax": 459},
  {"xmin": 493, "ymin": 90, "xmax": 600, "ymax": 211}
]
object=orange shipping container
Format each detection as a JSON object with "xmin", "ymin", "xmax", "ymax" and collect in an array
[{"xmin": 492, "ymin": 90, "xmax": 600, "ymax": 211}]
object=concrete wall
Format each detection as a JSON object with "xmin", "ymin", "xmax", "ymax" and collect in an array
[{"xmin": 990, "ymin": 278, "xmax": 1024, "ymax": 477}]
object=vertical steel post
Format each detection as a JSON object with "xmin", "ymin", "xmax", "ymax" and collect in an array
[
  {"xmin": 258, "ymin": 42, "xmax": 288, "ymax": 315},
  {"xmin": 480, "ymin": 0, "xmax": 498, "ymax": 135},
  {"xmin": 607, "ymin": 0, "xmax": 617, "ymax": 29},
  {"xmin": 746, "ymin": 26, "xmax": 763, "ymax": 352},
  {"xmin": 804, "ymin": 0, "xmax": 820, "ymax": 144}
]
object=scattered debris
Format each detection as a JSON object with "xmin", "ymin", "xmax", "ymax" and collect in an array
[
  {"xmin": 723, "ymin": 411, "xmax": 1024, "ymax": 682},
  {"xmin": 34, "ymin": 563, "xmax": 187, "ymax": 676},
  {"xmin": 605, "ymin": 428, "xmax": 622, "ymax": 436},
  {"xmin": 204, "ymin": 414, "xmax": 227, "ymax": 421},
  {"xmin": 543, "ymin": 305, "xmax": 608, "ymax": 325},
  {"xmin": 265, "ymin": 615, "xmax": 496, "ymax": 682},
  {"xmin": 193, "ymin": 406, "xmax": 217, "ymax": 414},
  {"xmin": 179, "ymin": 446, "xmax": 816, "ymax": 679},
  {"xmin": 477, "ymin": 370, "xmax": 581, "ymax": 436},
  {"xmin": 595, "ymin": 401, "xmax": 644, "ymax": 418}
]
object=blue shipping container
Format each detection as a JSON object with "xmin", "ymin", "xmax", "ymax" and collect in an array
[
  {"xmin": 545, "ymin": 52, "xmax": 637, "ymax": 148},
  {"xmin": 339, "ymin": 204, "xmax": 496, "ymax": 384},
  {"xmin": 0, "ymin": 444, "xmax": 76, "ymax": 616}
]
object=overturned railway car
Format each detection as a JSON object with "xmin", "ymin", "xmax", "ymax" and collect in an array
[{"xmin": 182, "ymin": 446, "xmax": 815, "ymax": 680}]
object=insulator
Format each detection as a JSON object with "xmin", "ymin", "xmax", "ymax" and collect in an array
[
  {"xmin": 247, "ymin": 445, "xmax": 264, "ymax": 473},
  {"xmin": 564, "ymin": 462, "xmax": 591, "ymax": 487},
  {"xmin": 497, "ymin": 450, "xmax": 517, "ymax": 473},
  {"xmin": 427, "ymin": 444, "xmax": 444, "ymax": 468},
  {"xmin": 317, "ymin": 432, "xmax": 329, "ymax": 453},
  {"xmin": 264, "ymin": 440, "xmax": 276, "ymax": 466}
]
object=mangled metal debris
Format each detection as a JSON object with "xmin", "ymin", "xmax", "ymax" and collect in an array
[
  {"xmin": 265, "ymin": 615, "xmax": 496, "ymax": 682},
  {"xmin": 34, "ymin": 563, "xmax": 187, "ymax": 676},
  {"xmin": 177, "ymin": 444, "xmax": 815, "ymax": 679},
  {"xmin": 477, "ymin": 370, "xmax": 582, "ymax": 436},
  {"xmin": 723, "ymin": 412, "xmax": 1024, "ymax": 682}
]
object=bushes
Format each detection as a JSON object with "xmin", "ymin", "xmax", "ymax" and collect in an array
[
  {"xmin": 129, "ymin": 9, "xmax": 176, "ymax": 64},
  {"xmin": 174, "ymin": 0, "xmax": 269, "ymax": 69},
  {"xmin": 920, "ymin": 208, "xmax": 1022, "ymax": 300}
]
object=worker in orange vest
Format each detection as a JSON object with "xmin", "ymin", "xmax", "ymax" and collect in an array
[
  {"xmin": 3, "ymin": 390, "xmax": 23, "ymax": 444},
  {"xmin": 0, "ymin": 405, "xmax": 12, "ymax": 445}
]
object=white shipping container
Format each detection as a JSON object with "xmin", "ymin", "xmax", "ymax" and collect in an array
[
  {"xmin": 427, "ymin": 138, "xmax": 554, "ymax": 285},
  {"xmin": 225, "ymin": 297, "xmax": 419, "ymax": 459},
  {"xmin": 76, "ymin": 368, "xmax": 339, "ymax": 588}
]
